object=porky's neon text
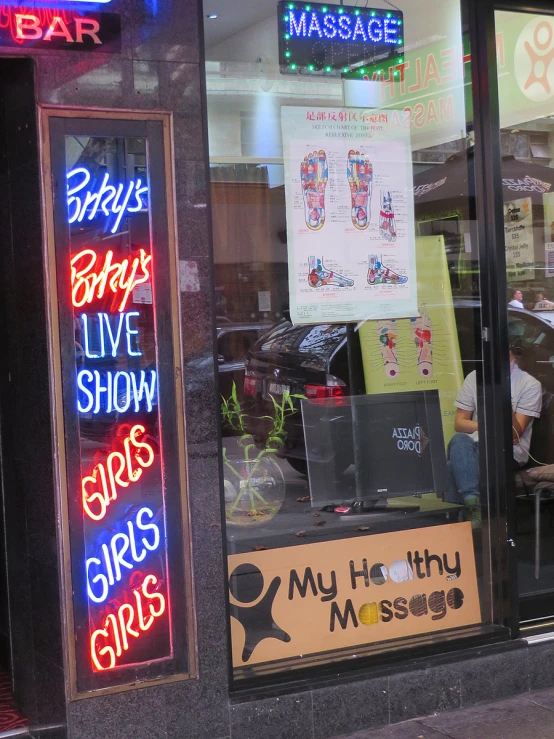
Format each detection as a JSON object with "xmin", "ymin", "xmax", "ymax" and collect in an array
[
  {"xmin": 67, "ymin": 168, "xmax": 148, "ymax": 233},
  {"xmin": 71, "ymin": 248, "xmax": 152, "ymax": 313}
]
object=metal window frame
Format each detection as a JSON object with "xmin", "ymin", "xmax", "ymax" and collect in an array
[{"xmin": 472, "ymin": 0, "xmax": 554, "ymax": 635}]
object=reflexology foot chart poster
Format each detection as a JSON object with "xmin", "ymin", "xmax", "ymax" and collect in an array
[{"xmin": 282, "ymin": 106, "xmax": 418, "ymax": 325}]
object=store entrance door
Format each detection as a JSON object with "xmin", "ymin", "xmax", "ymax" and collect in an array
[
  {"xmin": 0, "ymin": 58, "xmax": 38, "ymax": 732},
  {"xmin": 494, "ymin": 4, "xmax": 554, "ymax": 627}
]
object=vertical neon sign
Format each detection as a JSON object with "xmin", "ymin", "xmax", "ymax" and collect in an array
[
  {"xmin": 48, "ymin": 115, "xmax": 192, "ymax": 695},
  {"xmin": 65, "ymin": 137, "xmax": 174, "ymax": 679}
]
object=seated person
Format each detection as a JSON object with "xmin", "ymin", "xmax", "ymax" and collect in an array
[
  {"xmin": 446, "ymin": 345, "xmax": 542, "ymax": 527},
  {"xmin": 534, "ymin": 291, "xmax": 554, "ymax": 310},
  {"xmin": 508, "ymin": 288, "xmax": 524, "ymax": 309}
]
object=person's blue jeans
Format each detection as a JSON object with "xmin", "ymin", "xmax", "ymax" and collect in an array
[{"xmin": 446, "ymin": 433, "xmax": 479, "ymax": 504}]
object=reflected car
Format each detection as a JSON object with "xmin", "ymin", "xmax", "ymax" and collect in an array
[
  {"xmin": 216, "ymin": 321, "xmax": 273, "ymax": 403},
  {"xmin": 242, "ymin": 306, "xmax": 554, "ymax": 473}
]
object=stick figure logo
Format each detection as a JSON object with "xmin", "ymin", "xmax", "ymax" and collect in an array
[
  {"xmin": 515, "ymin": 17, "xmax": 554, "ymax": 102},
  {"xmin": 229, "ymin": 563, "xmax": 291, "ymax": 663}
]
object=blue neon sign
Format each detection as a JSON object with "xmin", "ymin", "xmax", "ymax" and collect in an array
[
  {"xmin": 86, "ymin": 507, "xmax": 161, "ymax": 604},
  {"xmin": 288, "ymin": 10, "xmax": 398, "ymax": 43},
  {"xmin": 278, "ymin": 1, "xmax": 403, "ymax": 75},
  {"xmin": 67, "ymin": 167, "xmax": 148, "ymax": 234}
]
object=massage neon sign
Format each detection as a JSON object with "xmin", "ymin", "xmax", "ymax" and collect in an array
[{"xmin": 278, "ymin": 1, "xmax": 403, "ymax": 75}]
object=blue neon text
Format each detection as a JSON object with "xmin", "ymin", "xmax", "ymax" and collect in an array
[
  {"xmin": 81, "ymin": 312, "xmax": 142, "ymax": 359},
  {"xmin": 86, "ymin": 507, "xmax": 160, "ymax": 603},
  {"xmin": 77, "ymin": 369, "xmax": 157, "ymax": 414},
  {"xmin": 288, "ymin": 10, "xmax": 398, "ymax": 44},
  {"xmin": 67, "ymin": 167, "xmax": 148, "ymax": 234}
]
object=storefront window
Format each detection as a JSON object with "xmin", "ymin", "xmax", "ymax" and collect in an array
[
  {"xmin": 205, "ymin": 0, "xmax": 500, "ymax": 682},
  {"xmin": 496, "ymin": 9, "xmax": 554, "ymax": 623}
]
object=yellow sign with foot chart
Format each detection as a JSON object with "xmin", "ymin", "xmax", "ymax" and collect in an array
[{"xmin": 359, "ymin": 235, "xmax": 464, "ymax": 447}]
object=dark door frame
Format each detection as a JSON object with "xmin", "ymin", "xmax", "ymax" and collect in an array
[{"xmin": 470, "ymin": 0, "xmax": 554, "ymax": 632}]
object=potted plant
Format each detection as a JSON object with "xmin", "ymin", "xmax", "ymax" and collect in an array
[{"xmin": 221, "ymin": 382, "xmax": 304, "ymax": 527}]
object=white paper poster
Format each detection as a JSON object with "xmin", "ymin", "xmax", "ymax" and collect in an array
[
  {"xmin": 258, "ymin": 290, "xmax": 271, "ymax": 312},
  {"xmin": 504, "ymin": 197, "xmax": 534, "ymax": 282},
  {"xmin": 545, "ymin": 243, "xmax": 554, "ymax": 279},
  {"xmin": 282, "ymin": 106, "xmax": 417, "ymax": 325}
]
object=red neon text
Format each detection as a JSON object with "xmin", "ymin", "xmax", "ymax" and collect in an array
[
  {"xmin": 71, "ymin": 248, "xmax": 152, "ymax": 313},
  {"xmin": 82, "ymin": 424, "xmax": 155, "ymax": 521},
  {"xmin": 90, "ymin": 574, "xmax": 166, "ymax": 671}
]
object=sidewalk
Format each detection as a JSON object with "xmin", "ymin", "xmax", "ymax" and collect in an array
[{"xmin": 333, "ymin": 686, "xmax": 554, "ymax": 739}]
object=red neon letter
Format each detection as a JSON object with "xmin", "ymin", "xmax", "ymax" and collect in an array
[
  {"xmin": 142, "ymin": 574, "xmax": 166, "ymax": 618},
  {"xmin": 82, "ymin": 471, "xmax": 106, "ymax": 521},
  {"xmin": 15, "ymin": 14, "xmax": 42, "ymax": 40},
  {"xmin": 118, "ymin": 603, "xmax": 139, "ymax": 651},
  {"xmin": 90, "ymin": 628, "xmax": 115, "ymax": 671},
  {"xmin": 75, "ymin": 17, "xmax": 101, "ymax": 44},
  {"xmin": 130, "ymin": 424, "xmax": 155, "ymax": 468}
]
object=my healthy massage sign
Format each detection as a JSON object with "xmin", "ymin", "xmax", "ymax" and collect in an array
[{"xmin": 228, "ymin": 522, "xmax": 480, "ymax": 667}]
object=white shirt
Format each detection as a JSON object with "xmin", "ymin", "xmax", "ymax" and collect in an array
[
  {"xmin": 455, "ymin": 366, "xmax": 542, "ymax": 464},
  {"xmin": 509, "ymin": 299, "xmax": 524, "ymax": 309}
]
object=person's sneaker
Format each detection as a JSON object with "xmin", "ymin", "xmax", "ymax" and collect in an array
[{"xmin": 464, "ymin": 495, "xmax": 481, "ymax": 530}]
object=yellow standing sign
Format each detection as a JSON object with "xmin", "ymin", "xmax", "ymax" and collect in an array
[{"xmin": 359, "ymin": 235, "xmax": 464, "ymax": 447}]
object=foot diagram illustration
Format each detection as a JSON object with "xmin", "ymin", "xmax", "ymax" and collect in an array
[
  {"xmin": 379, "ymin": 191, "xmax": 397, "ymax": 242},
  {"xmin": 301, "ymin": 151, "xmax": 328, "ymax": 230},
  {"xmin": 410, "ymin": 312, "xmax": 433, "ymax": 377},
  {"xmin": 308, "ymin": 257, "xmax": 354, "ymax": 288},
  {"xmin": 376, "ymin": 319, "xmax": 400, "ymax": 378},
  {"xmin": 347, "ymin": 150, "xmax": 373, "ymax": 229},
  {"xmin": 367, "ymin": 255, "xmax": 408, "ymax": 285}
]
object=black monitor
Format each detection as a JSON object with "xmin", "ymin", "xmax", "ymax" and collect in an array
[{"xmin": 302, "ymin": 389, "xmax": 449, "ymax": 507}]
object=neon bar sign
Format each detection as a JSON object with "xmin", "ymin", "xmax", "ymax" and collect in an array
[
  {"xmin": 0, "ymin": 6, "xmax": 121, "ymax": 50},
  {"xmin": 278, "ymin": 1, "xmax": 403, "ymax": 75}
]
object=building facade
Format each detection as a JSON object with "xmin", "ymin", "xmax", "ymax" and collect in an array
[{"xmin": 3, "ymin": 0, "xmax": 554, "ymax": 737}]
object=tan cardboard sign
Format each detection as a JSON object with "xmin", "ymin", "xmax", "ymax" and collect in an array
[{"xmin": 229, "ymin": 522, "xmax": 480, "ymax": 667}]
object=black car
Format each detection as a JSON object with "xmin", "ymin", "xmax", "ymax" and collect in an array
[
  {"xmin": 242, "ymin": 305, "xmax": 554, "ymax": 473},
  {"xmin": 217, "ymin": 321, "xmax": 273, "ymax": 402}
]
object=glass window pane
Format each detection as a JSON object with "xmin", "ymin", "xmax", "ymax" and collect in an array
[
  {"xmin": 496, "ymin": 9, "xmax": 554, "ymax": 620},
  {"xmin": 206, "ymin": 0, "xmax": 499, "ymax": 682}
]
